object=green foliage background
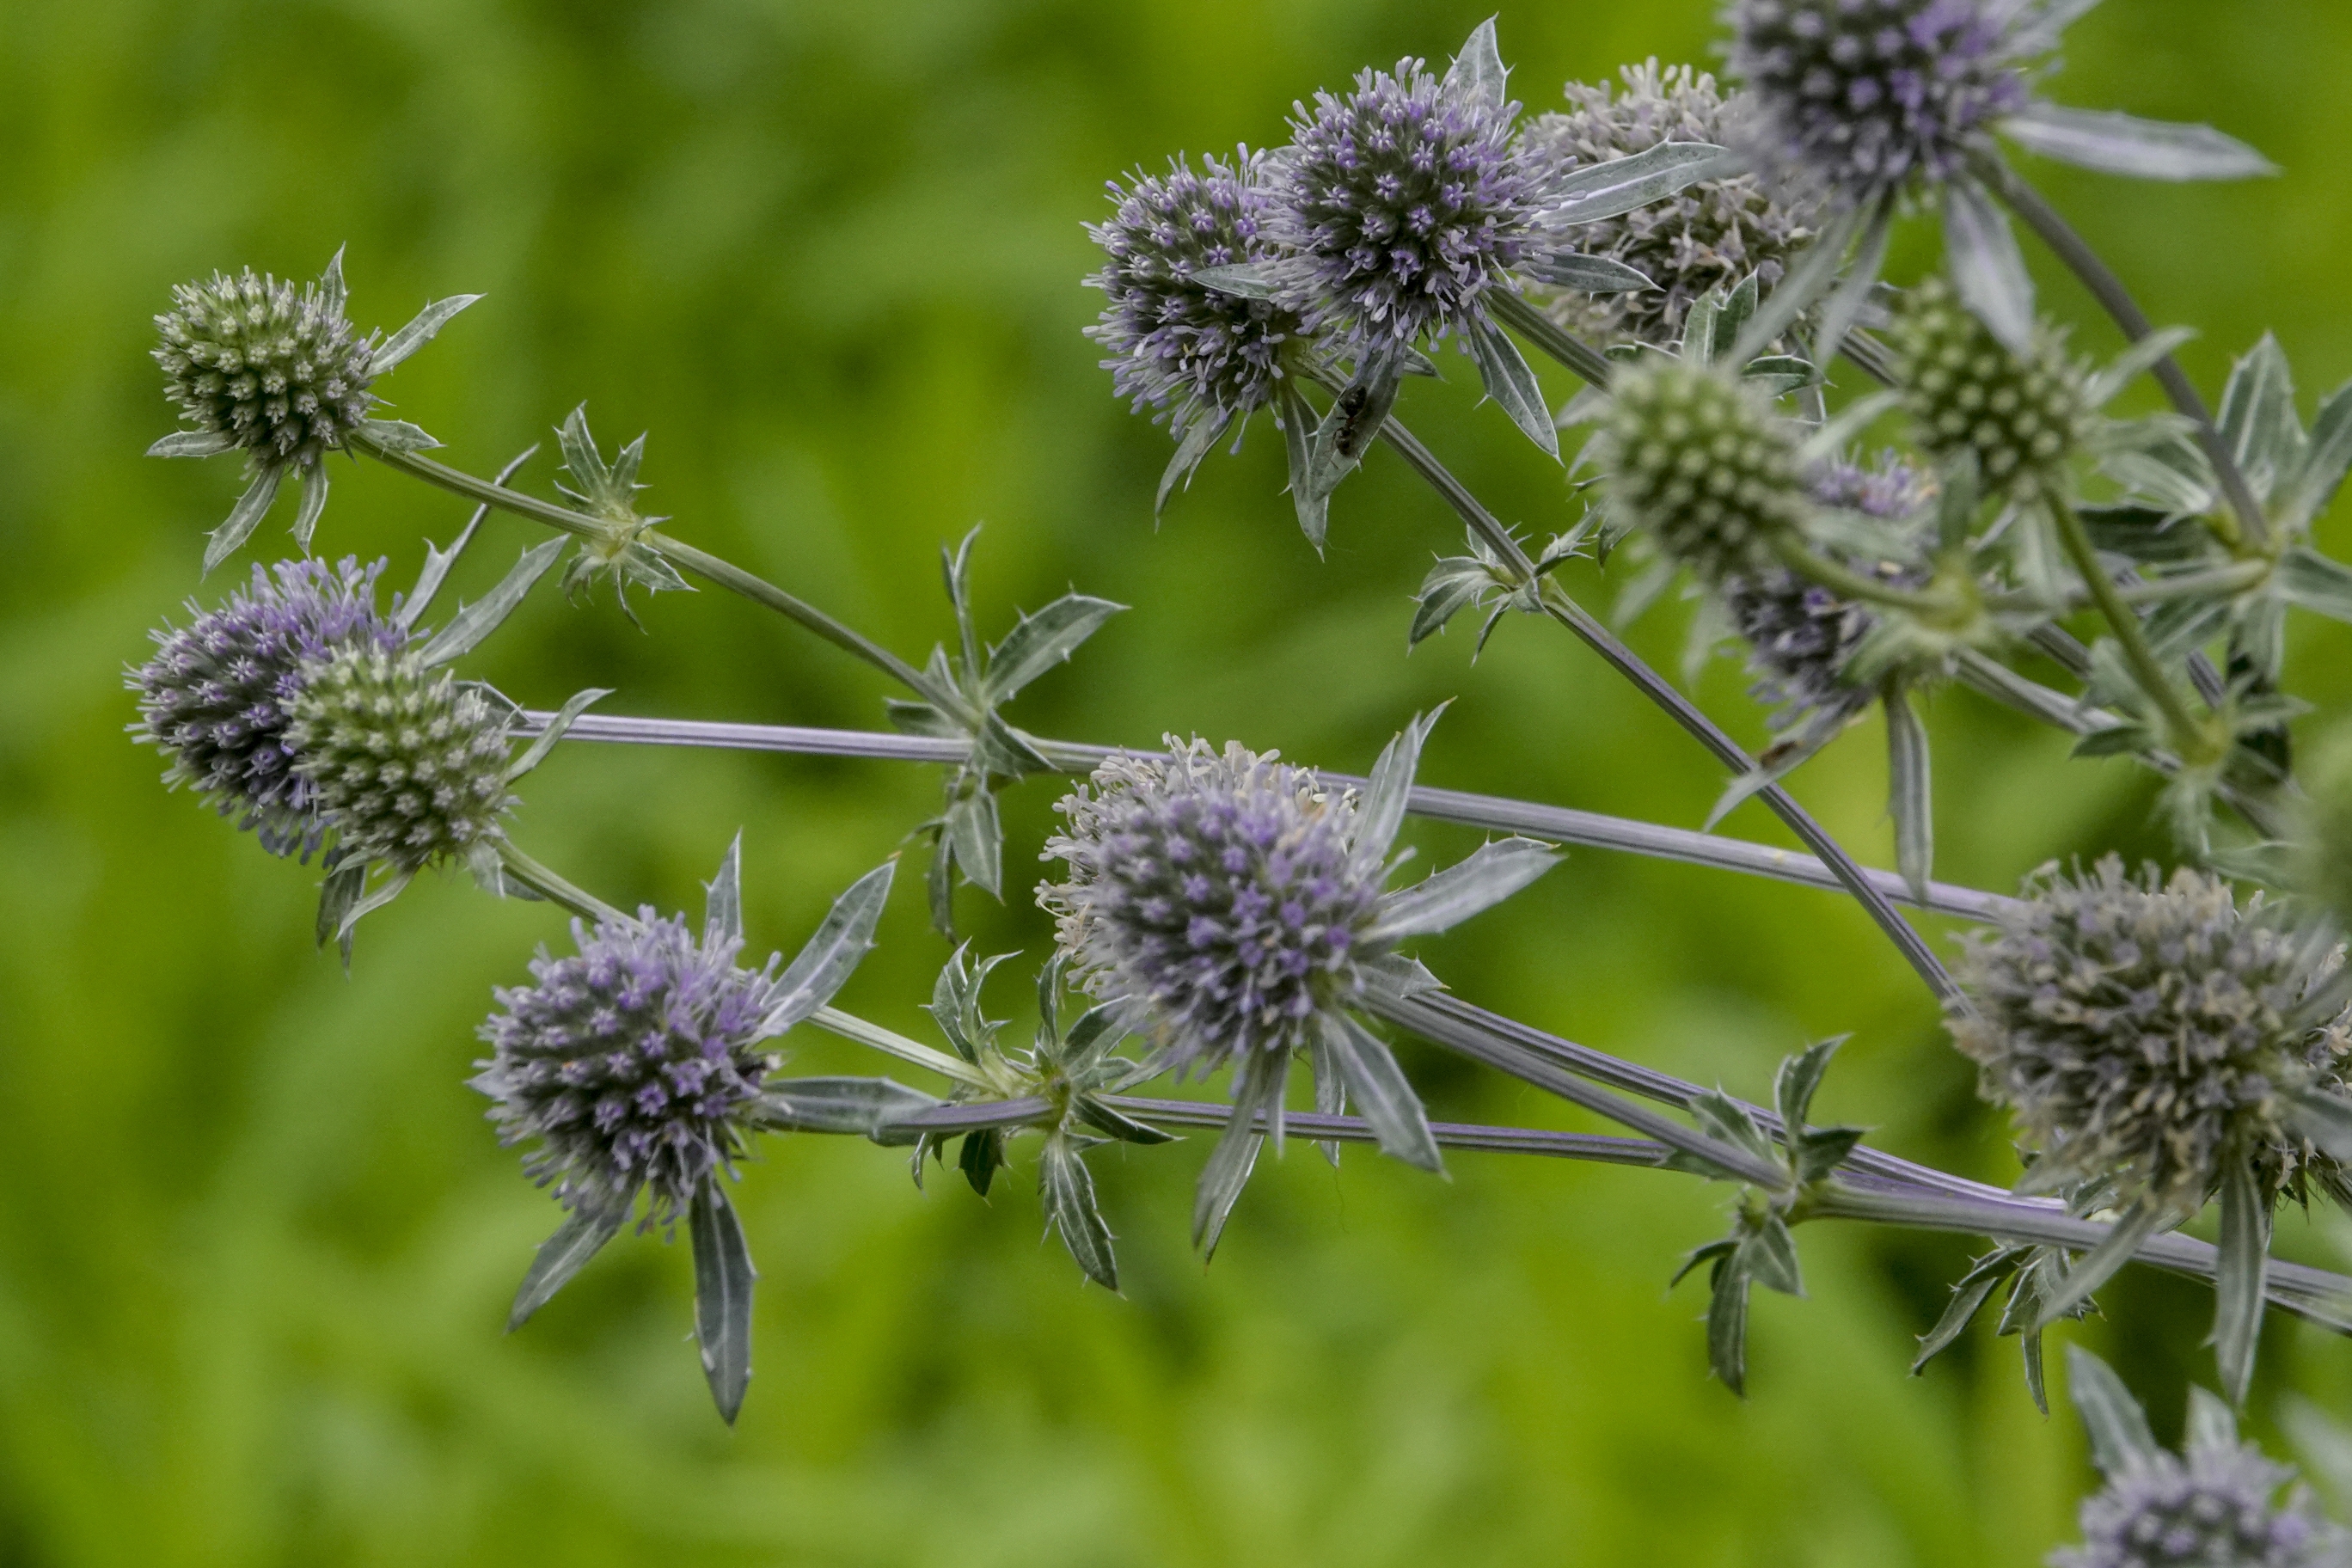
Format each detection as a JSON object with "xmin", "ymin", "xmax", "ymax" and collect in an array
[{"xmin": 6, "ymin": 0, "xmax": 2352, "ymax": 1561}]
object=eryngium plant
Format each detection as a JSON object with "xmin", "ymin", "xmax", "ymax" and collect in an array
[
  {"xmin": 1893, "ymin": 274, "xmax": 2090, "ymax": 499},
  {"xmin": 1598, "ymin": 357, "xmax": 1811, "ymax": 585}
]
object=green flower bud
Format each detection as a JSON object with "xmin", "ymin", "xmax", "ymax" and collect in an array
[
  {"xmin": 1601, "ymin": 359, "xmax": 1810, "ymax": 584},
  {"xmin": 1892, "ymin": 275, "xmax": 2087, "ymax": 499},
  {"xmin": 154, "ymin": 266, "xmax": 376, "ymax": 472}
]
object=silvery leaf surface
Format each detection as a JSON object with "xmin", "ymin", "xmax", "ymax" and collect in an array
[
  {"xmin": 2213, "ymin": 1154, "xmax": 2271, "ymax": 1407},
  {"xmin": 505, "ymin": 686, "xmax": 612, "ymax": 783},
  {"xmin": 703, "ymin": 833, "xmax": 745, "ymax": 945},
  {"xmin": 689, "ymin": 1183, "xmax": 757, "ymax": 1424},
  {"xmin": 354, "ymin": 417, "xmax": 441, "ymax": 453},
  {"xmin": 415, "ymin": 537, "xmax": 565, "ymax": 667},
  {"xmin": 759, "ymin": 1075, "xmax": 946, "ymax": 1136},
  {"xmin": 944, "ymin": 786, "xmax": 1003, "ymax": 898},
  {"xmin": 1910, "ymin": 1249, "xmax": 2025, "ymax": 1373},
  {"xmin": 983, "ymin": 594, "xmax": 1126, "ymax": 702},
  {"xmin": 401, "ymin": 445, "xmax": 535, "ymax": 628},
  {"xmin": 507, "ymin": 1201, "xmax": 630, "ymax": 1331},
  {"xmin": 203, "ymin": 465, "xmax": 285, "ymax": 574},
  {"xmin": 1999, "ymin": 102, "xmax": 2276, "ymax": 181},
  {"xmin": 1277, "ymin": 379, "xmax": 1331, "ymax": 548},
  {"xmin": 1743, "ymin": 1215, "xmax": 1804, "ymax": 1298},
  {"xmin": 2084, "ymin": 326, "xmax": 2199, "ymax": 408},
  {"xmin": 1157, "ymin": 409, "xmax": 1230, "ymax": 520},
  {"xmin": 1707, "ymin": 1248, "xmax": 1753, "ymax": 1396},
  {"xmin": 147, "ymin": 429, "xmax": 235, "ymax": 458},
  {"xmin": 2064, "ymin": 1345, "xmax": 2162, "ymax": 1477},
  {"xmin": 2276, "ymin": 548, "xmax": 2352, "ymax": 624},
  {"xmin": 374, "ymin": 292, "xmax": 483, "ymax": 374},
  {"xmin": 1943, "ymin": 180, "xmax": 2035, "ymax": 352},
  {"xmin": 1040, "ymin": 1134, "xmax": 1119, "ymax": 1290},
  {"xmin": 1191, "ymin": 1053, "xmax": 1283, "ymax": 1256},
  {"xmin": 2278, "ymin": 377, "xmax": 2352, "ymax": 530},
  {"xmin": 2218, "ymin": 334, "xmax": 2304, "ymax": 493},
  {"xmin": 1517, "ymin": 253, "xmax": 1655, "ymax": 292},
  {"xmin": 1885, "ymin": 687, "xmax": 1934, "ymax": 901},
  {"xmin": 765, "ymin": 859, "xmax": 897, "ymax": 1032},
  {"xmin": 1442, "ymin": 16, "xmax": 1508, "ymax": 108},
  {"xmin": 1547, "ymin": 141, "xmax": 1730, "ymax": 227},
  {"xmin": 1319, "ymin": 1014, "xmax": 1442, "ymax": 1173},
  {"xmin": 1071, "ymin": 1096, "xmax": 1175, "ymax": 1146},
  {"xmin": 1366, "ymin": 836, "xmax": 1558, "ymax": 940},
  {"xmin": 1350, "ymin": 707, "xmax": 1442, "ymax": 871},
  {"xmin": 1773, "ymin": 1038, "xmax": 1843, "ymax": 1138},
  {"xmin": 1467, "ymin": 313, "xmax": 1560, "ymax": 456}
]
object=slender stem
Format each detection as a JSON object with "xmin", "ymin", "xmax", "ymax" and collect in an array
[
  {"xmin": 805, "ymin": 1008, "xmax": 988, "ymax": 1088},
  {"xmin": 1770, "ymin": 533, "xmax": 1956, "ymax": 615},
  {"xmin": 1488, "ymin": 289, "xmax": 1616, "ymax": 389},
  {"xmin": 2049, "ymin": 493, "xmax": 2214, "ymax": 751},
  {"xmin": 350, "ymin": 431, "xmax": 947, "ymax": 703},
  {"xmin": 1982, "ymin": 160, "xmax": 2269, "ymax": 552},
  {"xmin": 1363, "ymin": 413, "xmax": 1963, "ymax": 1003},
  {"xmin": 2114, "ymin": 561, "xmax": 2271, "ymax": 606},
  {"xmin": 528, "ymin": 709, "xmax": 2018, "ymax": 922},
  {"xmin": 497, "ymin": 842, "xmax": 628, "ymax": 924}
]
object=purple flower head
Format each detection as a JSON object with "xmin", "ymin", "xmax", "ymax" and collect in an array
[
  {"xmin": 1268, "ymin": 56, "xmax": 1545, "ymax": 352},
  {"xmin": 475, "ymin": 910, "xmax": 788, "ymax": 1223},
  {"xmin": 1084, "ymin": 148, "xmax": 1302, "ymax": 429},
  {"xmin": 1725, "ymin": 0, "xmax": 2033, "ymax": 200},
  {"xmin": 2056, "ymin": 1437, "xmax": 2341, "ymax": 1568},
  {"xmin": 131, "ymin": 556, "xmax": 408, "ymax": 854},
  {"xmin": 1041, "ymin": 741, "xmax": 1387, "ymax": 1073}
]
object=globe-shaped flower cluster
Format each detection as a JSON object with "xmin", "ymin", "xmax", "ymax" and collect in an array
[
  {"xmin": 285, "ymin": 647, "xmax": 515, "ymax": 874},
  {"xmin": 1601, "ymin": 358, "xmax": 1812, "ymax": 585},
  {"xmin": 1085, "ymin": 148, "xmax": 1302, "ymax": 430},
  {"xmin": 1724, "ymin": 0, "xmax": 2032, "ymax": 199},
  {"xmin": 1041, "ymin": 741, "xmax": 1387, "ymax": 1072},
  {"xmin": 2055, "ymin": 1437, "xmax": 2341, "ymax": 1568},
  {"xmin": 1951, "ymin": 857, "xmax": 2352, "ymax": 1216},
  {"xmin": 131, "ymin": 557, "xmax": 408, "ymax": 853},
  {"xmin": 1268, "ymin": 56, "xmax": 1543, "ymax": 352},
  {"xmin": 1894, "ymin": 275, "xmax": 2089, "ymax": 499},
  {"xmin": 1527, "ymin": 61, "xmax": 1822, "ymax": 346},
  {"xmin": 475, "ymin": 912, "xmax": 787, "ymax": 1222},
  {"xmin": 154, "ymin": 266, "xmax": 377, "ymax": 471}
]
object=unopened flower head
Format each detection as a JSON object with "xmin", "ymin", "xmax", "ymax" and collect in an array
[
  {"xmin": 1951, "ymin": 857, "xmax": 2352, "ymax": 1216},
  {"xmin": 1894, "ymin": 275, "xmax": 2089, "ymax": 497},
  {"xmin": 1722, "ymin": 454, "xmax": 1929, "ymax": 731},
  {"xmin": 131, "ymin": 557, "xmax": 408, "ymax": 853},
  {"xmin": 1600, "ymin": 358, "xmax": 1811, "ymax": 584},
  {"xmin": 1724, "ymin": 0, "xmax": 2032, "ymax": 200},
  {"xmin": 1041, "ymin": 741, "xmax": 1385, "ymax": 1072},
  {"xmin": 155, "ymin": 266, "xmax": 376, "ymax": 470},
  {"xmin": 1085, "ymin": 148, "xmax": 1302, "ymax": 428},
  {"xmin": 1269, "ymin": 57, "xmax": 1542, "ymax": 352},
  {"xmin": 475, "ymin": 911, "xmax": 786, "ymax": 1222},
  {"xmin": 1528, "ymin": 61, "xmax": 1822, "ymax": 345},
  {"xmin": 2055, "ymin": 1436, "xmax": 2339, "ymax": 1568},
  {"xmin": 285, "ymin": 648, "xmax": 514, "ymax": 874}
]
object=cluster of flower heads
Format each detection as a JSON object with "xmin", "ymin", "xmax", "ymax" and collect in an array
[
  {"xmin": 475, "ymin": 909, "xmax": 787, "ymax": 1222},
  {"xmin": 1041, "ymin": 740, "xmax": 1384, "ymax": 1072},
  {"xmin": 1724, "ymin": 0, "xmax": 2034, "ymax": 201},
  {"xmin": 132, "ymin": 556, "xmax": 409, "ymax": 854},
  {"xmin": 1527, "ymin": 61, "xmax": 1821, "ymax": 346},
  {"xmin": 154, "ymin": 266, "xmax": 378, "ymax": 472},
  {"xmin": 1083, "ymin": 147, "xmax": 1302, "ymax": 432},
  {"xmin": 1951, "ymin": 857, "xmax": 2352, "ymax": 1217}
]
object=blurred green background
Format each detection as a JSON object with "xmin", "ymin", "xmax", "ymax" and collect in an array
[{"xmin": 7, "ymin": 0, "xmax": 2352, "ymax": 1562}]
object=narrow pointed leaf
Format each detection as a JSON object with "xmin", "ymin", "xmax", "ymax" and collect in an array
[
  {"xmin": 353, "ymin": 417, "xmax": 440, "ymax": 453},
  {"xmin": 1810, "ymin": 202, "xmax": 1894, "ymax": 368},
  {"xmin": 1467, "ymin": 313, "xmax": 1561, "ymax": 456},
  {"xmin": 2286, "ymin": 1085, "xmax": 2352, "ymax": 1161},
  {"xmin": 2276, "ymin": 548, "xmax": 2352, "ymax": 624},
  {"xmin": 1774, "ymin": 1038, "xmax": 1845, "ymax": 1136},
  {"xmin": 1040, "ymin": 1136, "xmax": 1119, "ymax": 1290},
  {"xmin": 1548, "ymin": 141, "xmax": 1732, "ymax": 226},
  {"xmin": 1308, "ymin": 356, "xmax": 1402, "ymax": 501},
  {"xmin": 759, "ymin": 1075, "xmax": 945, "ymax": 1136},
  {"xmin": 1519, "ymin": 252, "xmax": 1656, "ymax": 292},
  {"xmin": 1886, "ymin": 686, "xmax": 1935, "ymax": 901},
  {"xmin": 1277, "ymin": 378, "xmax": 1329, "ymax": 548},
  {"xmin": 2213, "ymin": 1153, "xmax": 2269, "ymax": 1407},
  {"xmin": 1442, "ymin": 17, "xmax": 1507, "ymax": 107},
  {"xmin": 415, "ymin": 537, "xmax": 566, "ymax": 666},
  {"xmin": 2280, "ymin": 378, "xmax": 2352, "ymax": 529},
  {"xmin": 1157, "ymin": 411, "xmax": 1230, "ymax": 520},
  {"xmin": 1671, "ymin": 1237, "xmax": 1739, "ymax": 1289},
  {"xmin": 767, "ymin": 860, "xmax": 897, "ymax": 1029},
  {"xmin": 1351, "ymin": 707, "xmax": 1440, "ymax": 870},
  {"xmin": 1730, "ymin": 201, "xmax": 1865, "ymax": 364},
  {"xmin": 320, "ymin": 246, "xmax": 349, "ymax": 313},
  {"xmin": 689, "ymin": 1183, "xmax": 757, "ymax": 1424},
  {"xmin": 2185, "ymin": 1384, "xmax": 2239, "ymax": 1455},
  {"xmin": 1999, "ymin": 103, "xmax": 2277, "ymax": 181},
  {"xmin": 508, "ymin": 1202, "xmax": 628, "ymax": 1330},
  {"xmin": 1912, "ymin": 1261, "xmax": 2016, "ymax": 1373},
  {"xmin": 944, "ymin": 787, "xmax": 1003, "ymax": 898},
  {"xmin": 985, "ymin": 594, "xmax": 1127, "ymax": 701},
  {"xmin": 1192, "ymin": 1053, "xmax": 1283, "ymax": 1255},
  {"xmin": 1708, "ymin": 1251, "xmax": 1753, "ymax": 1396},
  {"xmin": 1945, "ymin": 180, "xmax": 2036, "ymax": 351},
  {"xmin": 147, "ymin": 429, "xmax": 235, "ymax": 458},
  {"xmin": 401, "ymin": 446, "xmax": 536, "ymax": 630},
  {"xmin": 505, "ymin": 687, "xmax": 612, "ymax": 783},
  {"xmin": 1321, "ymin": 1015, "xmax": 1443, "ymax": 1173},
  {"xmin": 2086, "ymin": 327, "xmax": 2200, "ymax": 408},
  {"xmin": 337, "ymin": 865, "xmax": 414, "ymax": 940},
  {"xmin": 704, "ymin": 833, "xmax": 744, "ymax": 946},
  {"xmin": 1367, "ymin": 836, "xmax": 1558, "ymax": 940},
  {"xmin": 1744, "ymin": 1216, "xmax": 1804, "ymax": 1297},
  {"xmin": 2065, "ymin": 1344, "xmax": 2161, "ymax": 1476},
  {"xmin": 2034, "ymin": 1200, "xmax": 2162, "ymax": 1328},
  {"xmin": 1072, "ymin": 1095, "xmax": 1177, "ymax": 1145},
  {"xmin": 375, "ymin": 293, "xmax": 484, "ymax": 373},
  {"xmin": 203, "ymin": 466, "xmax": 285, "ymax": 574},
  {"xmin": 315, "ymin": 860, "xmax": 367, "ymax": 950}
]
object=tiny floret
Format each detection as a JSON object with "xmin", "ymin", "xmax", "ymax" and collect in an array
[
  {"xmin": 1085, "ymin": 148, "xmax": 1302, "ymax": 430},
  {"xmin": 1269, "ymin": 56, "xmax": 1543, "ymax": 352},
  {"xmin": 155, "ymin": 266, "xmax": 376, "ymax": 470},
  {"xmin": 475, "ymin": 912, "xmax": 787, "ymax": 1222},
  {"xmin": 1724, "ymin": 0, "xmax": 2030, "ymax": 199},
  {"xmin": 1951, "ymin": 857, "xmax": 2352, "ymax": 1216},
  {"xmin": 1041, "ymin": 741, "xmax": 1385, "ymax": 1071},
  {"xmin": 1527, "ymin": 61, "xmax": 1822, "ymax": 346},
  {"xmin": 285, "ymin": 648, "xmax": 515, "ymax": 874},
  {"xmin": 1601, "ymin": 358, "xmax": 1811, "ymax": 584},
  {"xmin": 1893, "ymin": 275, "xmax": 2088, "ymax": 497},
  {"xmin": 2055, "ymin": 1436, "xmax": 2339, "ymax": 1568},
  {"xmin": 131, "ymin": 557, "xmax": 408, "ymax": 853}
]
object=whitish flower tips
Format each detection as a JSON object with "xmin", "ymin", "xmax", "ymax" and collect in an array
[
  {"xmin": 132, "ymin": 557, "xmax": 408, "ymax": 854},
  {"xmin": 1269, "ymin": 56, "xmax": 1544, "ymax": 351},
  {"xmin": 1894, "ymin": 275, "xmax": 2088, "ymax": 497},
  {"xmin": 475, "ymin": 912, "xmax": 786, "ymax": 1222},
  {"xmin": 1085, "ymin": 149, "xmax": 1301, "ymax": 428},
  {"xmin": 1601, "ymin": 358, "xmax": 1810, "ymax": 584},
  {"xmin": 2055, "ymin": 1438, "xmax": 2340, "ymax": 1568},
  {"xmin": 1725, "ymin": 0, "xmax": 2030, "ymax": 199},
  {"xmin": 285, "ymin": 648, "xmax": 514, "ymax": 874},
  {"xmin": 155, "ymin": 266, "xmax": 376, "ymax": 470},
  {"xmin": 1041, "ymin": 742, "xmax": 1385, "ymax": 1072},
  {"xmin": 1528, "ymin": 62, "xmax": 1822, "ymax": 346},
  {"xmin": 1951, "ymin": 856, "xmax": 2352, "ymax": 1216}
]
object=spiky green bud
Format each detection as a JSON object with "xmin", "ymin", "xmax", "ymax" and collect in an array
[
  {"xmin": 1893, "ymin": 276, "xmax": 2087, "ymax": 499},
  {"xmin": 286, "ymin": 649, "xmax": 513, "ymax": 873},
  {"xmin": 1601, "ymin": 359, "xmax": 1810, "ymax": 583}
]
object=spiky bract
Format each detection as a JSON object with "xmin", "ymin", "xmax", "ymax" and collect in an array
[
  {"xmin": 1041, "ymin": 741, "xmax": 1384, "ymax": 1073},
  {"xmin": 1724, "ymin": 0, "xmax": 2031, "ymax": 200},
  {"xmin": 285, "ymin": 649, "xmax": 514, "ymax": 874},
  {"xmin": 131, "ymin": 557, "xmax": 408, "ymax": 853},
  {"xmin": 1601, "ymin": 358, "xmax": 1811, "ymax": 584},
  {"xmin": 1894, "ymin": 274, "xmax": 2089, "ymax": 498},
  {"xmin": 1528, "ymin": 61, "xmax": 1822, "ymax": 345},
  {"xmin": 2055, "ymin": 1437, "xmax": 2341, "ymax": 1568},
  {"xmin": 1084, "ymin": 149, "xmax": 1301, "ymax": 429},
  {"xmin": 155, "ymin": 267, "xmax": 376, "ymax": 470},
  {"xmin": 1269, "ymin": 58, "xmax": 1543, "ymax": 352},
  {"xmin": 475, "ymin": 912, "xmax": 786, "ymax": 1222},
  {"xmin": 1951, "ymin": 857, "xmax": 2352, "ymax": 1216}
]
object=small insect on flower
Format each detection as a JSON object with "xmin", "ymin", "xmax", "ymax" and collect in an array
[
  {"xmin": 1041, "ymin": 719, "xmax": 1557, "ymax": 1252},
  {"xmin": 1893, "ymin": 275, "xmax": 2090, "ymax": 500},
  {"xmin": 130, "ymin": 556, "xmax": 409, "ymax": 854},
  {"xmin": 1598, "ymin": 357, "xmax": 1813, "ymax": 585}
]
